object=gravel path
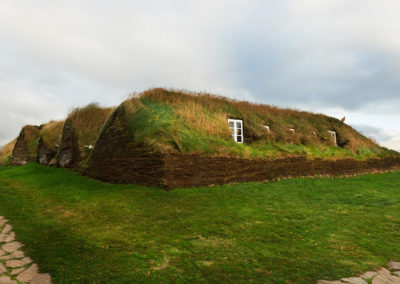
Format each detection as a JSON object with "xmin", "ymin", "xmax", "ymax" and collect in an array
[
  {"xmin": 0, "ymin": 216, "xmax": 51, "ymax": 284},
  {"xmin": 318, "ymin": 261, "xmax": 400, "ymax": 283}
]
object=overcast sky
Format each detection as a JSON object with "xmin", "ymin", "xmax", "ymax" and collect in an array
[{"xmin": 0, "ymin": 0, "xmax": 399, "ymax": 151}]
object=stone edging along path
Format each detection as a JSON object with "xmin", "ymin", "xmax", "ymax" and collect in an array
[
  {"xmin": 1, "ymin": 214, "xmax": 400, "ymax": 284},
  {"xmin": 318, "ymin": 261, "xmax": 400, "ymax": 283},
  {"xmin": 0, "ymin": 216, "xmax": 51, "ymax": 284}
]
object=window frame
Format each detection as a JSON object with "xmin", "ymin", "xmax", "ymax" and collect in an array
[
  {"xmin": 227, "ymin": 118, "xmax": 244, "ymax": 143},
  {"xmin": 328, "ymin": 130, "xmax": 337, "ymax": 146}
]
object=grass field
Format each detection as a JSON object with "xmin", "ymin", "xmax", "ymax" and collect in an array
[{"xmin": 0, "ymin": 164, "xmax": 399, "ymax": 283}]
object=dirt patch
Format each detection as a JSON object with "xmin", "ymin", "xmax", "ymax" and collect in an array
[{"xmin": 151, "ymin": 257, "xmax": 170, "ymax": 271}]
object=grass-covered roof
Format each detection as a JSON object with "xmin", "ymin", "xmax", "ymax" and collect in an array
[
  {"xmin": 117, "ymin": 88, "xmax": 397, "ymax": 160},
  {"xmin": 0, "ymin": 104, "xmax": 113, "ymax": 165},
  {"xmin": 1, "ymin": 88, "xmax": 398, "ymax": 165},
  {"xmin": 0, "ymin": 139, "xmax": 16, "ymax": 165},
  {"xmin": 67, "ymin": 103, "xmax": 114, "ymax": 160},
  {"xmin": 39, "ymin": 120, "xmax": 65, "ymax": 150}
]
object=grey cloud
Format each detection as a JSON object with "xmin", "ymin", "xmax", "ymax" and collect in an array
[
  {"xmin": 352, "ymin": 124, "xmax": 393, "ymax": 142},
  {"xmin": 228, "ymin": 32, "xmax": 400, "ymax": 111},
  {"xmin": 0, "ymin": 0, "xmax": 399, "ymax": 152}
]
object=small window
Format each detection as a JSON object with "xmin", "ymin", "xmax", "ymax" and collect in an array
[
  {"xmin": 228, "ymin": 118, "xmax": 244, "ymax": 143},
  {"xmin": 289, "ymin": 128, "xmax": 295, "ymax": 134},
  {"xmin": 264, "ymin": 125, "xmax": 270, "ymax": 132},
  {"xmin": 328, "ymin": 130, "xmax": 337, "ymax": 146}
]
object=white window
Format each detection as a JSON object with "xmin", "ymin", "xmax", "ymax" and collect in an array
[
  {"xmin": 228, "ymin": 118, "xmax": 244, "ymax": 143},
  {"xmin": 264, "ymin": 125, "xmax": 270, "ymax": 132},
  {"xmin": 289, "ymin": 128, "xmax": 295, "ymax": 134},
  {"xmin": 328, "ymin": 130, "xmax": 337, "ymax": 146}
]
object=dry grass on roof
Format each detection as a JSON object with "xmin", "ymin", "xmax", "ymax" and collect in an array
[
  {"xmin": 135, "ymin": 88, "xmax": 375, "ymax": 147},
  {"xmin": 68, "ymin": 103, "xmax": 115, "ymax": 149},
  {"xmin": 0, "ymin": 139, "xmax": 17, "ymax": 164},
  {"xmin": 40, "ymin": 120, "xmax": 65, "ymax": 149},
  {"xmin": 116, "ymin": 88, "xmax": 393, "ymax": 159},
  {"xmin": 23, "ymin": 125, "xmax": 41, "ymax": 159}
]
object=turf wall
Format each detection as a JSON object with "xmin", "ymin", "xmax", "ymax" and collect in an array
[{"xmin": 162, "ymin": 155, "xmax": 400, "ymax": 189}]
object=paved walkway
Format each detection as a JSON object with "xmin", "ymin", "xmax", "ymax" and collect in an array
[
  {"xmin": 318, "ymin": 261, "xmax": 400, "ymax": 283},
  {"xmin": 0, "ymin": 216, "xmax": 51, "ymax": 284}
]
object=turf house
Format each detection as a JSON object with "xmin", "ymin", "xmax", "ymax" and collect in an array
[{"xmin": 1, "ymin": 88, "xmax": 399, "ymax": 189}]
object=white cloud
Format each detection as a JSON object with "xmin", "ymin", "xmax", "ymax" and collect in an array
[
  {"xmin": 0, "ymin": 0, "xmax": 399, "ymax": 151},
  {"xmin": 381, "ymin": 131, "xmax": 400, "ymax": 152}
]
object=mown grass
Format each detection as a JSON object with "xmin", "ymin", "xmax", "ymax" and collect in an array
[{"xmin": 0, "ymin": 164, "xmax": 399, "ymax": 283}]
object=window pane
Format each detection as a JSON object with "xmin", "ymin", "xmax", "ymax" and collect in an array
[
  {"xmin": 237, "ymin": 136, "xmax": 242, "ymax": 142},
  {"xmin": 237, "ymin": 128, "xmax": 242, "ymax": 136},
  {"xmin": 236, "ymin": 121, "xmax": 242, "ymax": 128},
  {"xmin": 228, "ymin": 121, "xmax": 234, "ymax": 128}
]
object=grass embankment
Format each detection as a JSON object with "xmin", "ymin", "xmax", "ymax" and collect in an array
[
  {"xmin": 0, "ymin": 139, "xmax": 16, "ymax": 165},
  {"xmin": 0, "ymin": 164, "xmax": 399, "ymax": 283},
  {"xmin": 122, "ymin": 89, "xmax": 397, "ymax": 160}
]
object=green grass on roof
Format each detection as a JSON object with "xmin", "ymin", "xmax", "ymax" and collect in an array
[
  {"xmin": 1, "ymin": 88, "xmax": 398, "ymax": 164},
  {"xmin": 117, "ymin": 88, "xmax": 397, "ymax": 160}
]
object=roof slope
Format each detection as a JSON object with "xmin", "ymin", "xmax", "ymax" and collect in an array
[
  {"xmin": 0, "ymin": 103, "xmax": 113, "ymax": 165},
  {"xmin": 1, "ymin": 88, "xmax": 398, "ymax": 166},
  {"xmin": 66, "ymin": 103, "xmax": 114, "ymax": 161},
  {"xmin": 116, "ymin": 88, "xmax": 397, "ymax": 160},
  {"xmin": 0, "ymin": 139, "xmax": 16, "ymax": 165},
  {"xmin": 39, "ymin": 120, "xmax": 65, "ymax": 151}
]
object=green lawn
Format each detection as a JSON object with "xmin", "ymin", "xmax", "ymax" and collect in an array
[{"xmin": 0, "ymin": 164, "xmax": 399, "ymax": 283}]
